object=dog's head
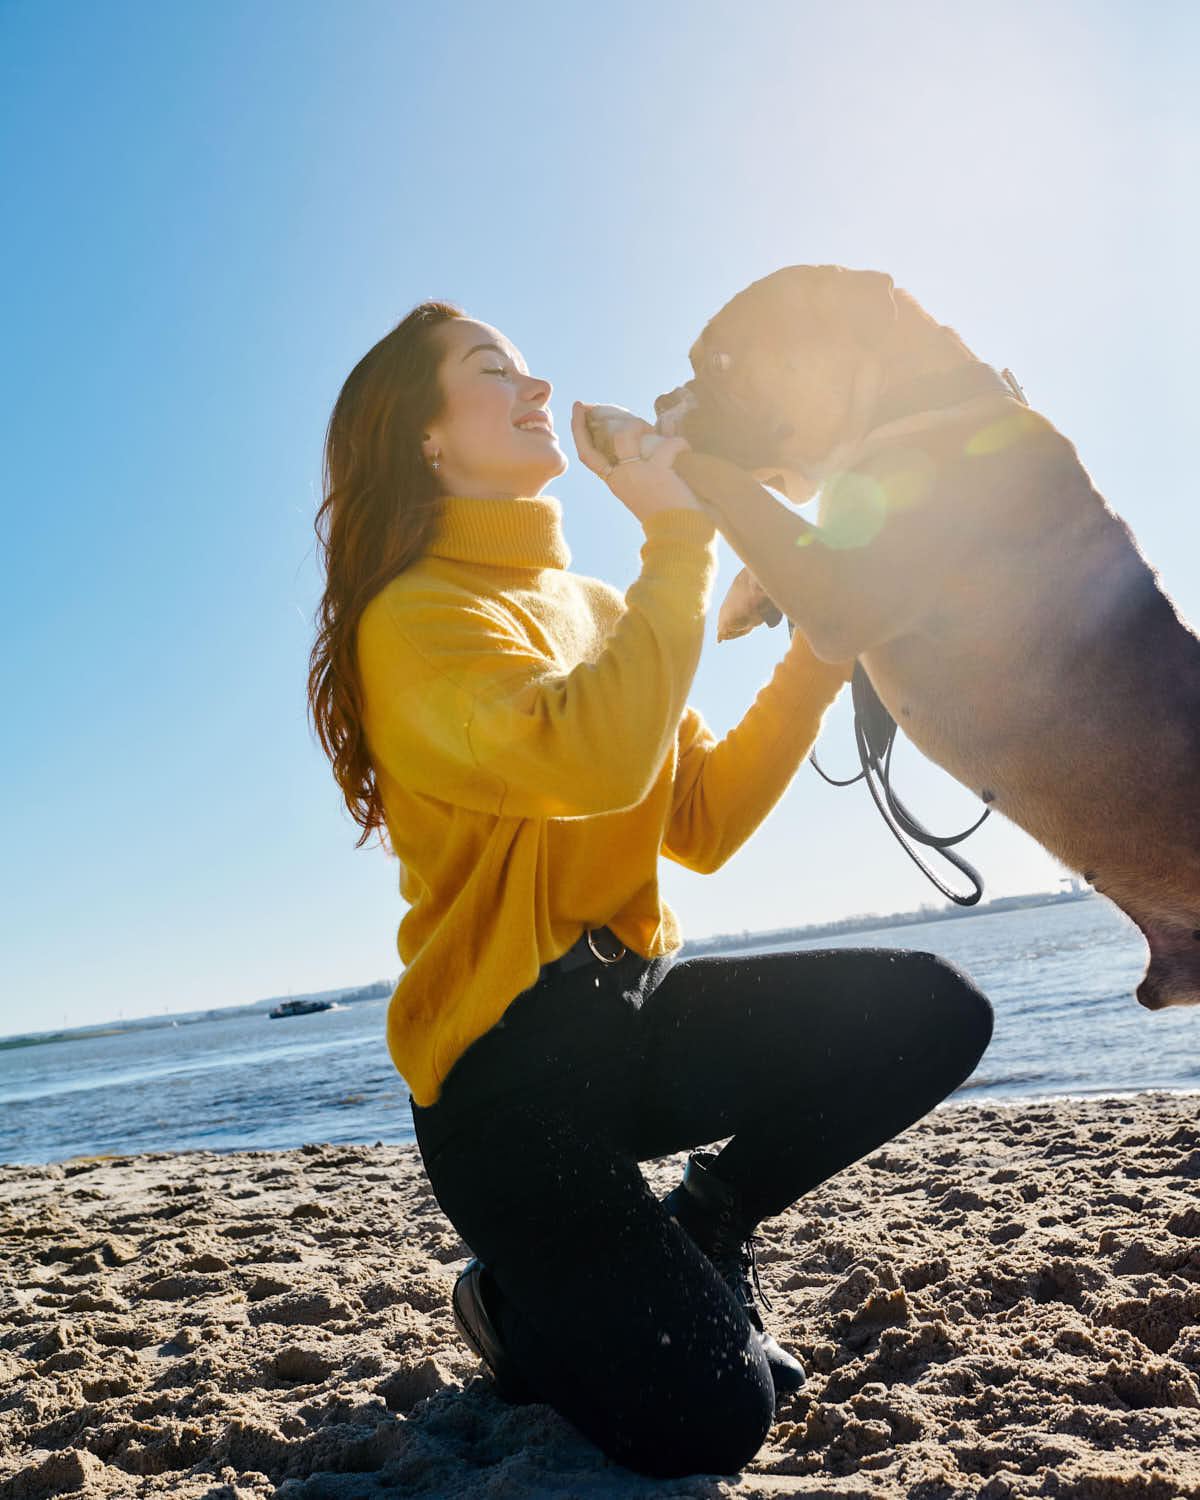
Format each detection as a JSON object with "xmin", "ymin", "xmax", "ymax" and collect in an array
[{"xmin": 655, "ymin": 265, "xmax": 905, "ymax": 501}]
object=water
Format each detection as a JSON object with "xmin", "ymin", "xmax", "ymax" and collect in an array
[
  {"xmin": 4, "ymin": 897, "xmax": 1199, "ymax": 1164},
  {"xmin": 755, "ymin": 898, "xmax": 1200, "ymax": 1101},
  {"xmin": 2, "ymin": 1001, "xmax": 409, "ymax": 1165}
]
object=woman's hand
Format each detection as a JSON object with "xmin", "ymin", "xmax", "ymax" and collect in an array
[{"xmin": 571, "ymin": 402, "xmax": 705, "ymax": 525}]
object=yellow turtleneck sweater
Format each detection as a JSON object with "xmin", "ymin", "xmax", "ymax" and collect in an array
[{"xmin": 356, "ymin": 495, "xmax": 849, "ymax": 1106}]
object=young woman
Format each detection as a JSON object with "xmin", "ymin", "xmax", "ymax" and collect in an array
[{"xmin": 309, "ymin": 302, "xmax": 993, "ymax": 1479}]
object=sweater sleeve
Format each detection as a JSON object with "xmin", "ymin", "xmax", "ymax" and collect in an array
[
  {"xmin": 661, "ymin": 630, "xmax": 851, "ymax": 873},
  {"xmin": 357, "ymin": 511, "xmax": 719, "ymax": 819}
]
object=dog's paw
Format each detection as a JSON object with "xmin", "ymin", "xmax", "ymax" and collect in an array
[
  {"xmin": 717, "ymin": 567, "xmax": 784, "ymax": 641},
  {"xmin": 584, "ymin": 404, "xmax": 664, "ymax": 464}
]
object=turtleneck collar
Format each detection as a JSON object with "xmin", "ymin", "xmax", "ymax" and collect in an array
[{"xmin": 427, "ymin": 495, "xmax": 571, "ymax": 572}]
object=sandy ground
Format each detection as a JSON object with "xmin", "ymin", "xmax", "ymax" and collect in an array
[{"xmin": 5, "ymin": 1093, "xmax": 1200, "ymax": 1499}]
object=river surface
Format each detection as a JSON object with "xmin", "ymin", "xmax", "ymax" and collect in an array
[{"xmin": 5, "ymin": 897, "xmax": 1197, "ymax": 1163}]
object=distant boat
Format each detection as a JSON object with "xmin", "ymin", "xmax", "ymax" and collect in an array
[{"xmin": 269, "ymin": 998, "xmax": 334, "ymax": 1019}]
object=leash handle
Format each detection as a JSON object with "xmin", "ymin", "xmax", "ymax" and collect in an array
[
  {"xmin": 876, "ymin": 731, "xmax": 991, "ymax": 851},
  {"xmin": 811, "ymin": 665, "xmax": 989, "ymax": 907},
  {"xmin": 855, "ymin": 709, "xmax": 987, "ymax": 907}
]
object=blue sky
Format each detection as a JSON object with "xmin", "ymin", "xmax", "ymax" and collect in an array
[{"xmin": 3, "ymin": 0, "xmax": 1197, "ymax": 1033}]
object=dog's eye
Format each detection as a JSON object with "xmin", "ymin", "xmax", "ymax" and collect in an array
[{"xmin": 710, "ymin": 351, "xmax": 732, "ymax": 374}]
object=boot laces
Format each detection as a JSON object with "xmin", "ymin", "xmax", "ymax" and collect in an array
[
  {"xmin": 715, "ymin": 1205, "xmax": 773, "ymax": 1316},
  {"xmin": 741, "ymin": 1234, "xmax": 774, "ymax": 1314}
]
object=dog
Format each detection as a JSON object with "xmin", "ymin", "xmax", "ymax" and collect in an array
[{"xmin": 655, "ymin": 264, "xmax": 1200, "ymax": 1011}]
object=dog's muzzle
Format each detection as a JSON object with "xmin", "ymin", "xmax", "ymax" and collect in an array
[
  {"xmin": 655, "ymin": 381, "xmax": 781, "ymax": 472},
  {"xmin": 654, "ymin": 385, "xmax": 697, "ymax": 438}
]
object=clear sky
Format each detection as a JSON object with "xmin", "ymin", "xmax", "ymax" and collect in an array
[{"xmin": 3, "ymin": 0, "xmax": 1197, "ymax": 1034}]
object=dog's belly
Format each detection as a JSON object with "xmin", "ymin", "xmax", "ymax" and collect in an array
[
  {"xmin": 861, "ymin": 621, "xmax": 1200, "ymax": 1008},
  {"xmin": 860, "ymin": 638, "xmax": 1048, "ymax": 822},
  {"xmin": 864, "ymin": 634, "xmax": 1197, "ymax": 863}
]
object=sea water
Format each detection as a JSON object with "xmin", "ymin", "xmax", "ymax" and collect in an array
[{"xmin": 4, "ymin": 897, "xmax": 1198, "ymax": 1164}]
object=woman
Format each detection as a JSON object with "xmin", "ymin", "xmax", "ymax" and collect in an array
[{"xmin": 309, "ymin": 302, "xmax": 993, "ymax": 1479}]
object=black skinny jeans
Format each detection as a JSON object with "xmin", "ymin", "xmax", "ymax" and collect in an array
[{"xmin": 412, "ymin": 945, "xmax": 992, "ymax": 1478}]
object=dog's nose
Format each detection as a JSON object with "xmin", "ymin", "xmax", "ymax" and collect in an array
[
  {"xmin": 654, "ymin": 385, "xmax": 693, "ymax": 437},
  {"xmin": 654, "ymin": 387, "xmax": 684, "ymax": 418}
]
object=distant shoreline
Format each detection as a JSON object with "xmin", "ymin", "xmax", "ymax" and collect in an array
[
  {"xmin": 0, "ymin": 979, "xmax": 394, "ymax": 1052},
  {"xmin": 4, "ymin": 889, "xmax": 1093, "ymax": 1050},
  {"xmin": 678, "ymin": 886, "xmax": 1096, "ymax": 958}
]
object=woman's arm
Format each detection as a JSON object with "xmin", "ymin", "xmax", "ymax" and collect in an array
[
  {"xmin": 358, "ymin": 511, "xmax": 719, "ymax": 820},
  {"xmin": 661, "ymin": 631, "xmax": 852, "ymax": 873}
]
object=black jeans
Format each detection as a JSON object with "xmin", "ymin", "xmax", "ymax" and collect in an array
[{"xmin": 412, "ymin": 945, "xmax": 992, "ymax": 1478}]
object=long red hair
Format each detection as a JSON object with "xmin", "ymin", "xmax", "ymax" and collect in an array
[{"xmin": 308, "ymin": 301, "xmax": 462, "ymax": 844}]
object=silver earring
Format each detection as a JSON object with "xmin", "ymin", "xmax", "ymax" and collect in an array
[{"xmin": 430, "ymin": 454, "xmax": 440, "ymax": 472}]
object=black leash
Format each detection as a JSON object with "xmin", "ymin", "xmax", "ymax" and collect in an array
[{"xmin": 811, "ymin": 665, "xmax": 989, "ymax": 906}]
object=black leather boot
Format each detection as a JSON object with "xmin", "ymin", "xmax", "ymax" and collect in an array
[
  {"xmin": 663, "ymin": 1151, "xmax": 806, "ymax": 1400},
  {"xmin": 451, "ymin": 1258, "xmax": 536, "ymax": 1404}
]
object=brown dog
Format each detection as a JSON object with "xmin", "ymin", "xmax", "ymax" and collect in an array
[{"xmin": 656, "ymin": 264, "xmax": 1200, "ymax": 1010}]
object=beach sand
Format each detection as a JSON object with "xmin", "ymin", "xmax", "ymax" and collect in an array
[{"xmin": 5, "ymin": 1093, "xmax": 1200, "ymax": 1499}]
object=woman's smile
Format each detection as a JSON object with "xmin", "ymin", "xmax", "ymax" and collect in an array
[{"xmin": 514, "ymin": 409, "xmax": 555, "ymax": 436}]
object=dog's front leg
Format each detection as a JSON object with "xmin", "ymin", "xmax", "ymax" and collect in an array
[{"xmin": 674, "ymin": 451, "xmax": 901, "ymax": 661}]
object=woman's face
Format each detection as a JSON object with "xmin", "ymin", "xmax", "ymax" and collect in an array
[{"xmin": 423, "ymin": 319, "xmax": 567, "ymax": 499}]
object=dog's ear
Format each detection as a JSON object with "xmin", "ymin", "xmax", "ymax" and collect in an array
[{"xmin": 828, "ymin": 268, "xmax": 899, "ymax": 351}]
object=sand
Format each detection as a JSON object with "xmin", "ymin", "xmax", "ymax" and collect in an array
[{"xmin": 5, "ymin": 1093, "xmax": 1200, "ymax": 1499}]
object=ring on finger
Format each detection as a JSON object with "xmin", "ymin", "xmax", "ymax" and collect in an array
[{"xmin": 602, "ymin": 455, "xmax": 644, "ymax": 477}]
